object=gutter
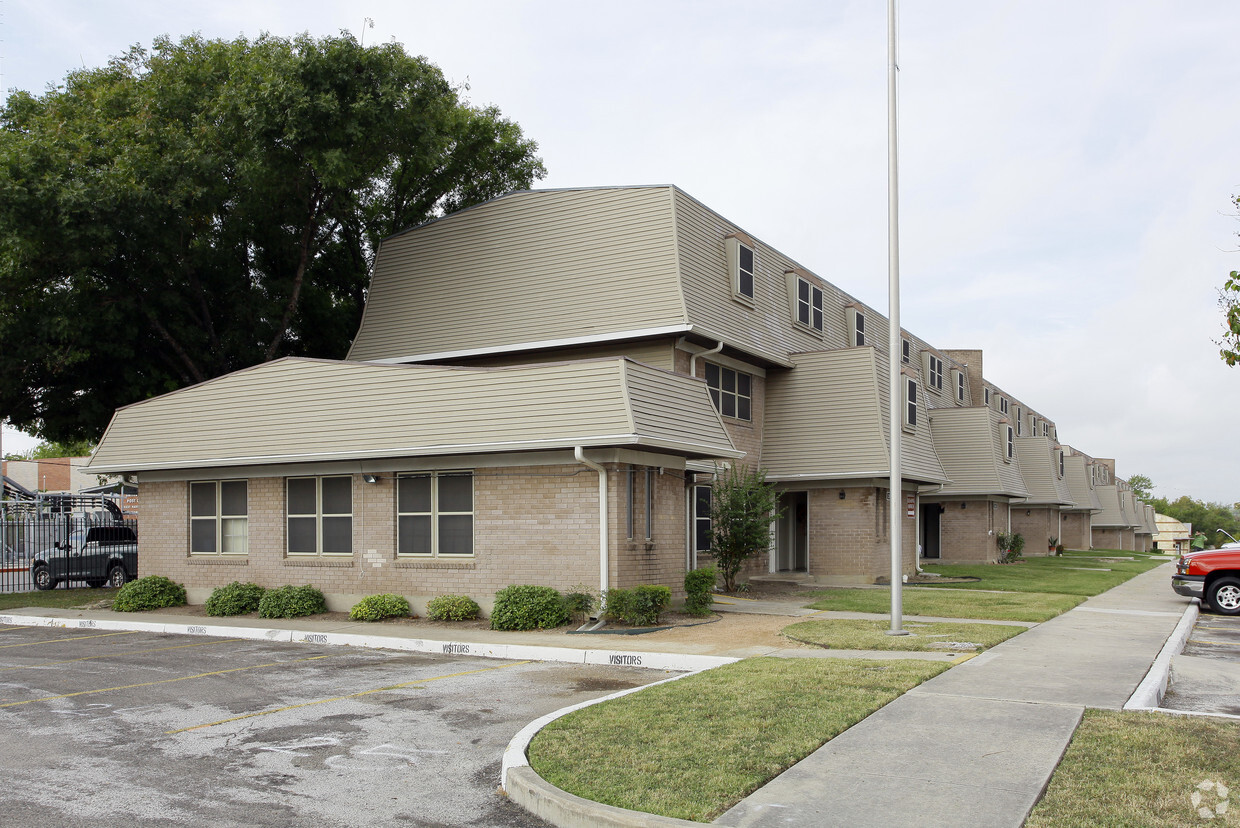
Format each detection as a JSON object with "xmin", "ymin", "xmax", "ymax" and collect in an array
[
  {"xmin": 688, "ymin": 339, "xmax": 724, "ymax": 377},
  {"xmin": 574, "ymin": 447, "xmax": 610, "ymax": 605}
]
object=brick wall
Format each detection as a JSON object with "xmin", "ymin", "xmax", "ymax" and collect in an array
[
  {"xmin": 1010, "ymin": 507, "xmax": 1062, "ymax": 557},
  {"xmin": 139, "ymin": 463, "xmax": 688, "ymax": 614},
  {"xmin": 1060, "ymin": 512, "xmax": 1092, "ymax": 550},
  {"xmin": 1091, "ymin": 526, "xmax": 1125, "ymax": 551},
  {"xmin": 806, "ymin": 486, "xmax": 917, "ymax": 584},
  {"xmin": 930, "ymin": 498, "xmax": 1003, "ymax": 563}
]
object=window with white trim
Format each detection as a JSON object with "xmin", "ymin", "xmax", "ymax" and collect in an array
[
  {"xmin": 999, "ymin": 396, "xmax": 1008, "ymax": 415},
  {"xmin": 693, "ymin": 485, "xmax": 712, "ymax": 554},
  {"xmin": 1042, "ymin": 422, "xmax": 1050, "ymax": 437},
  {"xmin": 1031, "ymin": 416, "xmax": 1039, "ymax": 436},
  {"xmin": 727, "ymin": 236, "xmax": 755, "ymax": 300},
  {"xmin": 853, "ymin": 311, "xmax": 866, "ymax": 346},
  {"xmin": 795, "ymin": 278, "xmax": 823, "ymax": 332},
  {"xmin": 705, "ymin": 362, "xmax": 752, "ymax": 421},
  {"xmin": 1058, "ymin": 450, "xmax": 1065, "ymax": 478},
  {"xmin": 902, "ymin": 339, "xmax": 912, "ymax": 364},
  {"xmin": 904, "ymin": 377, "xmax": 918, "ymax": 430},
  {"xmin": 190, "ymin": 480, "xmax": 248, "ymax": 555},
  {"xmin": 1005, "ymin": 425, "xmax": 1015, "ymax": 462},
  {"xmin": 287, "ymin": 476, "xmax": 352, "ymax": 556},
  {"xmin": 955, "ymin": 370, "xmax": 966, "ymax": 403},
  {"xmin": 1016, "ymin": 407, "xmax": 1022, "ymax": 436},
  {"xmin": 398, "ymin": 472, "xmax": 473, "ymax": 557},
  {"xmin": 926, "ymin": 354, "xmax": 944, "ymax": 391},
  {"xmin": 984, "ymin": 387, "xmax": 991, "ymax": 406}
]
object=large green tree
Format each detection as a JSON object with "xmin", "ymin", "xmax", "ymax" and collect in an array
[{"xmin": 0, "ymin": 33, "xmax": 545, "ymax": 441}]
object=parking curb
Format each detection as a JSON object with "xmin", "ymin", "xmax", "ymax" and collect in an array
[
  {"xmin": 0, "ymin": 611, "xmax": 740, "ymax": 674},
  {"xmin": 1123, "ymin": 598, "xmax": 1199, "ymax": 710}
]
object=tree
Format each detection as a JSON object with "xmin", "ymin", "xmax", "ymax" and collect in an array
[
  {"xmin": 708, "ymin": 464, "xmax": 781, "ymax": 592},
  {"xmin": 0, "ymin": 33, "xmax": 545, "ymax": 441},
  {"xmin": 1222, "ymin": 195, "xmax": 1240, "ymax": 366},
  {"xmin": 1127, "ymin": 474, "xmax": 1154, "ymax": 500}
]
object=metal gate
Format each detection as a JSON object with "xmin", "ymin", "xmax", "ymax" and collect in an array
[{"xmin": 0, "ymin": 495, "xmax": 137, "ymax": 594}]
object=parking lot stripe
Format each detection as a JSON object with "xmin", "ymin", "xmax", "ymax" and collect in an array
[
  {"xmin": 0, "ymin": 654, "xmax": 331, "ymax": 709},
  {"xmin": 166, "ymin": 659, "xmax": 533, "ymax": 734},
  {"xmin": 0, "ymin": 637, "xmax": 240, "ymax": 673},
  {"xmin": 1188, "ymin": 637, "xmax": 1240, "ymax": 647},
  {"xmin": 0, "ymin": 630, "xmax": 140, "ymax": 649}
]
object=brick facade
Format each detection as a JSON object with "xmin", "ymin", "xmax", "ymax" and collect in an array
[
  {"xmin": 1059, "ymin": 512, "xmax": 1092, "ymax": 551},
  {"xmin": 1010, "ymin": 506, "xmax": 1063, "ymax": 557},
  {"xmin": 925, "ymin": 497, "xmax": 1006, "ymax": 564}
]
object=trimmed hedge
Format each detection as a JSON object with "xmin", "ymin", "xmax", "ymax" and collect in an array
[
  {"xmin": 349, "ymin": 593, "xmax": 412, "ymax": 622},
  {"xmin": 258, "ymin": 585, "xmax": 327, "ymax": 619},
  {"xmin": 426, "ymin": 594, "xmax": 480, "ymax": 621},
  {"xmin": 490, "ymin": 585, "xmax": 568, "ymax": 631},
  {"xmin": 604, "ymin": 584, "xmax": 672, "ymax": 627},
  {"xmin": 683, "ymin": 566, "xmax": 717, "ymax": 617},
  {"xmin": 112, "ymin": 575, "xmax": 187, "ymax": 612},
  {"xmin": 205, "ymin": 581, "xmax": 266, "ymax": 617}
]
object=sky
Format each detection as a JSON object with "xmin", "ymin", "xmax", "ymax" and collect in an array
[{"xmin": 2, "ymin": 1, "xmax": 1238, "ymax": 505}]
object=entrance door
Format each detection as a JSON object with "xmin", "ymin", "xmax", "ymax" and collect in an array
[
  {"xmin": 921, "ymin": 504, "xmax": 941, "ymax": 559},
  {"xmin": 776, "ymin": 492, "xmax": 808, "ymax": 572}
]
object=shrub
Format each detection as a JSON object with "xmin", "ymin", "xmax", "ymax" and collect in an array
[
  {"xmin": 996, "ymin": 532, "xmax": 1026, "ymax": 564},
  {"xmin": 561, "ymin": 589, "xmax": 596, "ymax": 624},
  {"xmin": 112, "ymin": 575, "xmax": 187, "ymax": 612},
  {"xmin": 425, "ymin": 594, "xmax": 480, "ymax": 621},
  {"xmin": 604, "ymin": 584, "xmax": 672, "ymax": 627},
  {"xmin": 258, "ymin": 584, "xmax": 327, "ymax": 619},
  {"xmin": 683, "ymin": 567, "xmax": 717, "ymax": 616},
  {"xmin": 350, "ymin": 593, "xmax": 412, "ymax": 622},
  {"xmin": 490, "ymin": 585, "xmax": 568, "ymax": 631},
  {"xmin": 709, "ymin": 464, "xmax": 782, "ymax": 592},
  {"xmin": 204, "ymin": 581, "xmax": 266, "ymax": 616}
]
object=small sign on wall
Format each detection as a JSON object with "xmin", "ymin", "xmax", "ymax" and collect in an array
[{"xmin": 906, "ymin": 494, "xmax": 915, "ymax": 518}]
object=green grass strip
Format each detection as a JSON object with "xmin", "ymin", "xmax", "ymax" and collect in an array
[
  {"xmin": 781, "ymin": 618, "xmax": 1026, "ymax": 652},
  {"xmin": 529, "ymin": 657, "xmax": 949, "ymax": 822},
  {"xmin": 0, "ymin": 588, "xmax": 117, "ymax": 612},
  {"xmin": 920, "ymin": 554, "xmax": 1165, "ymax": 596},
  {"xmin": 805, "ymin": 588, "xmax": 1080, "ymax": 622},
  {"xmin": 1027, "ymin": 709, "xmax": 1240, "ymax": 827}
]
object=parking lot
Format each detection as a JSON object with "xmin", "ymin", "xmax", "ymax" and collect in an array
[
  {"xmin": 0, "ymin": 625, "xmax": 666, "ymax": 827},
  {"xmin": 1162, "ymin": 610, "xmax": 1240, "ymax": 716}
]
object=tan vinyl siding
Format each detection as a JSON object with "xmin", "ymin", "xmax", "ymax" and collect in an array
[
  {"xmin": 1092, "ymin": 486, "xmax": 1128, "ymax": 527},
  {"xmin": 445, "ymin": 339, "xmax": 676, "ymax": 372},
  {"xmin": 348, "ymin": 188, "xmax": 689, "ymax": 362},
  {"xmin": 625, "ymin": 363, "xmax": 736, "ymax": 453},
  {"xmin": 928, "ymin": 408, "xmax": 1028, "ymax": 497},
  {"xmin": 89, "ymin": 357, "xmax": 738, "ymax": 472},
  {"xmin": 1013, "ymin": 437, "xmax": 1075, "ymax": 506},
  {"xmin": 1060, "ymin": 452, "xmax": 1104, "ymax": 512}
]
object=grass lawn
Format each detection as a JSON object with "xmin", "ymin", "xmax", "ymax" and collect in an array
[
  {"xmin": 781, "ymin": 618, "xmax": 1026, "ymax": 652},
  {"xmin": 0, "ymin": 588, "xmax": 114, "ymax": 611},
  {"xmin": 529, "ymin": 657, "xmax": 949, "ymax": 822},
  {"xmin": 920, "ymin": 553, "xmax": 1166, "ymax": 596},
  {"xmin": 805, "ymin": 588, "xmax": 1081, "ymax": 622},
  {"xmin": 1026, "ymin": 709, "xmax": 1240, "ymax": 827}
]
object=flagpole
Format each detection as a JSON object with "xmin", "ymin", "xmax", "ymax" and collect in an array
[{"xmin": 887, "ymin": 0, "xmax": 907, "ymax": 635}]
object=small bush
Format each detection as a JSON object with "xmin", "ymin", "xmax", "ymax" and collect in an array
[
  {"xmin": 561, "ymin": 589, "xmax": 596, "ymax": 623},
  {"xmin": 205, "ymin": 581, "xmax": 266, "ymax": 616},
  {"xmin": 604, "ymin": 584, "xmax": 672, "ymax": 627},
  {"xmin": 490, "ymin": 584, "xmax": 568, "ymax": 631},
  {"xmin": 349, "ymin": 593, "xmax": 412, "ymax": 622},
  {"xmin": 258, "ymin": 584, "xmax": 327, "ymax": 619},
  {"xmin": 425, "ymin": 594, "xmax": 480, "ymax": 621},
  {"xmin": 112, "ymin": 575, "xmax": 187, "ymax": 612},
  {"xmin": 683, "ymin": 567, "xmax": 717, "ymax": 616}
]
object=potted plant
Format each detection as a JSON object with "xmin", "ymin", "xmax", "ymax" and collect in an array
[{"xmin": 1048, "ymin": 535, "xmax": 1059, "ymax": 555}]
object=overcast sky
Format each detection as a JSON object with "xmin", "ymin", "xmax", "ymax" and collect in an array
[{"xmin": 3, "ymin": 1, "xmax": 1238, "ymax": 505}]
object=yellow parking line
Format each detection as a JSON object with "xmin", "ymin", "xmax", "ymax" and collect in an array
[
  {"xmin": 1188, "ymin": 638, "xmax": 1240, "ymax": 648},
  {"xmin": 166, "ymin": 660, "xmax": 533, "ymax": 734},
  {"xmin": 0, "ymin": 638, "xmax": 240, "ymax": 673},
  {"xmin": 0, "ymin": 654, "xmax": 331, "ymax": 709},
  {"xmin": 0, "ymin": 630, "xmax": 140, "ymax": 649}
]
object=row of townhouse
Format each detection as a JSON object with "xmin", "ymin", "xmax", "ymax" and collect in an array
[{"xmin": 88, "ymin": 186, "xmax": 1157, "ymax": 610}]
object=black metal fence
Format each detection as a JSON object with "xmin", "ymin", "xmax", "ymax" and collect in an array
[{"xmin": 0, "ymin": 496, "xmax": 137, "ymax": 594}]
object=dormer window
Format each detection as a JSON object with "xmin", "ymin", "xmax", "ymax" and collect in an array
[
  {"xmin": 726, "ymin": 235, "xmax": 755, "ymax": 301},
  {"xmin": 902, "ymin": 339, "xmax": 912, "ymax": 364},
  {"xmin": 846, "ymin": 306, "xmax": 866, "ymax": 346},
  {"xmin": 1058, "ymin": 450, "xmax": 1065, "ymax": 478},
  {"xmin": 984, "ymin": 387, "xmax": 991, "ymax": 406},
  {"xmin": 1015, "ymin": 407, "xmax": 1022, "ymax": 434},
  {"xmin": 924, "ymin": 353, "xmax": 944, "ymax": 391},
  {"xmin": 955, "ymin": 370, "xmax": 966, "ymax": 403},
  {"xmin": 795, "ymin": 278, "xmax": 823, "ymax": 332},
  {"xmin": 1005, "ymin": 425, "xmax": 1015, "ymax": 462},
  {"xmin": 999, "ymin": 396, "xmax": 1008, "ymax": 415},
  {"xmin": 904, "ymin": 377, "xmax": 918, "ymax": 430},
  {"xmin": 1043, "ymin": 422, "xmax": 1050, "ymax": 437}
]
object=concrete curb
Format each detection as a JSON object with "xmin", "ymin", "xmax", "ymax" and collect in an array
[
  {"xmin": 501, "ymin": 668, "xmax": 713, "ymax": 828},
  {"xmin": 1123, "ymin": 599, "xmax": 1199, "ymax": 710},
  {"xmin": 0, "ymin": 612, "xmax": 740, "ymax": 673}
]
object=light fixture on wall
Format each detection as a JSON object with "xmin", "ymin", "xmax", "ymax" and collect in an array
[
  {"xmin": 1025, "ymin": 509, "xmax": 1031, "ymax": 515},
  {"xmin": 838, "ymin": 490, "xmax": 846, "ymax": 500},
  {"xmin": 362, "ymin": 474, "xmax": 380, "ymax": 484},
  {"xmin": 960, "ymin": 503, "xmax": 966, "ymax": 509}
]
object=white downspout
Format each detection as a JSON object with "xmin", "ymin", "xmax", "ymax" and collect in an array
[
  {"xmin": 688, "ymin": 340, "xmax": 724, "ymax": 377},
  {"xmin": 575, "ymin": 447, "xmax": 609, "ymax": 599}
]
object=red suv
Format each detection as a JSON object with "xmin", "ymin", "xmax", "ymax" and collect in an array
[{"xmin": 1173, "ymin": 544, "xmax": 1240, "ymax": 615}]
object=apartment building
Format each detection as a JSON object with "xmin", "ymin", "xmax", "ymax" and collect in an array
[{"xmin": 88, "ymin": 185, "xmax": 1143, "ymax": 607}]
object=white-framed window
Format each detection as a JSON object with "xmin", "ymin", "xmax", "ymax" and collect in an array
[
  {"xmin": 999, "ymin": 396, "xmax": 1008, "ymax": 415},
  {"xmin": 795, "ymin": 278, "xmax": 824, "ymax": 332},
  {"xmin": 1005, "ymin": 425, "xmax": 1015, "ymax": 462},
  {"xmin": 1058, "ymin": 450, "xmax": 1065, "ymax": 478},
  {"xmin": 190, "ymin": 480, "xmax": 248, "ymax": 555},
  {"xmin": 955, "ymin": 370, "xmax": 966, "ymax": 403},
  {"xmin": 1031, "ymin": 416, "xmax": 1039, "ymax": 436},
  {"xmin": 925, "ymin": 354, "xmax": 944, "ymax": 391},
  {"xmin": 705, "ymin": 362, "xmax": 752, "ymax": 421},
  {"xmin": 902, "ymin": 339, "xmax": 912, "ymax": 364},
  {"xmin": 693, "ymin": 485, "xmax": 712, "ymax": 554},
  {"xmin": 1015, "ymin": 407, "xmax": 1022, "ymax": 436},
  {"xmin": 1043, "ymin": 422, "xmax": 1050, "ymax": 437},
  {"xmin": 287, "ymin": 476, "xmax": 352, "ymax": 556},
  {"xmin": 398, "ymin": 472, "xmax": 473, "ymax": 557},
  {"xmin": 984, "ymin": 387, "xmax": 991, "ymax": 406},
  {"xmin": 904, "ymin": 377, "xmax": 918, "ymax": 430},
  {"xmin": 853, "ymin": 310, "xmax": 866, "ymax": 346},
  {"xmin": 726, "ymin": 236, "xmax": 755, "ymax": 300}
]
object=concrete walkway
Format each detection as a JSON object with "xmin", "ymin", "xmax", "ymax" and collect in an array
[{"xmin": 716, "ymin": 563, "xmax": 1186, "ymax": 828}]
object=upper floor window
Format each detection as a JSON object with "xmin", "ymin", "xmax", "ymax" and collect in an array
[
  {"xmin": 1031, "ymin": 416, "xmax": 1039, "ymax": 436},
  {"xmin": 955, "ymin": 370, "xmax": 966, "ymax": 403},
  {"xmin": 926, "ymin": 354, "xmax": 944, "ymax": 391},
  {"xmin": 999, "ymin": 396, "xmax": 1008, "ymax": 415},
  {"xmin": 705, "ymin": 362, "xmax": 752, "ymax": 421},
  {"xmin": 1005, "ymin": 425, "xmax": 1015, "ymax": 462},
  {"xmin": 795, "ymin": 278, "xmax": 823, "ymax": 332},
  {"xmin": 984, "ymin": 387, "xmax": 991, "ymax": 406},
  {"xmin": 1058, "ymin": 450, "xmax": 1065, "ymax": 478},
  {"xmin": 901, "ymin": 339, "xmax": 912, "ymax": 364},
  {"xmin": 190, "ymin": 480, "xmax": 248, "ymax": 555},
  {"xmin": 398, "ymin": 472, "xmax": 474, "ymax": 557},
  {"xmin": 1015, "ymin": 407, "xmax": 1022, "ymax": 436},
  {"xmin": 904, "ymin": 377, "xmax": 918, "ymax": 430},
  {"xmin": 726, "ymin": 235, "xmax": 755, "ymax": 300},
  {"xmin": 1042, "ymin": 422, "xmax": 1050, "ymax": 437},
  {"xmin": 848, "ymin": 308, "xmax": 866, "ymax": 346},
  {"xmin": 287, "ymin": 476, "xmax": 352, "ymax": 556}
]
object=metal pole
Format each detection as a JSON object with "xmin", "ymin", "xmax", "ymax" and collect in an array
[{"xmin": 887, "ymin": 0, "xmax": 907, "ymax": 635}]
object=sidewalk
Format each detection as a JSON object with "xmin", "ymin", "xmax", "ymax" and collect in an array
[{"xmin": 715, "ymin": 563, "xmax": 1186, "ymax": 828}]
